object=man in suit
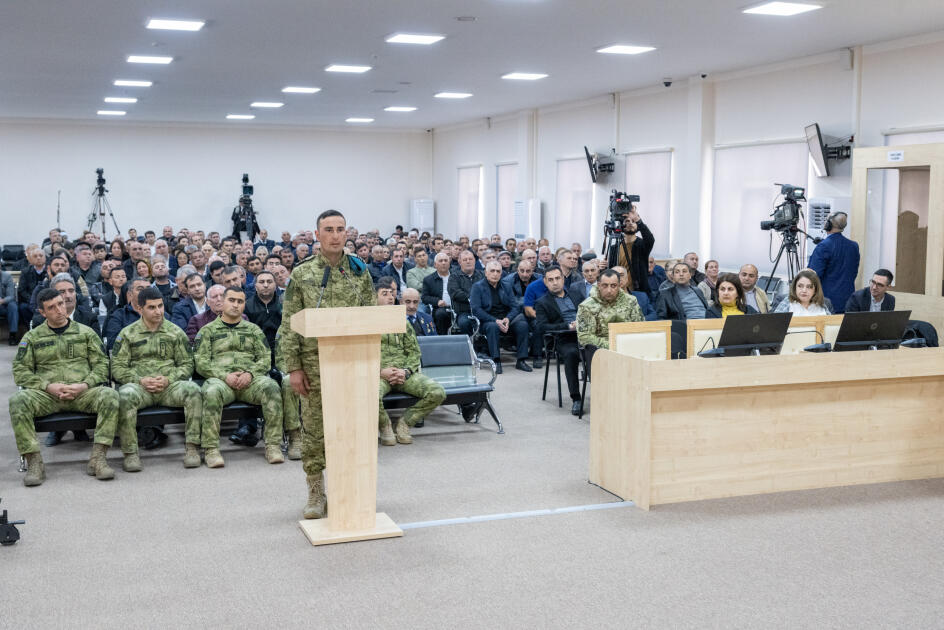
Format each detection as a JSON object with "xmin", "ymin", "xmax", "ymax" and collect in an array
[
  {"xmin": 381, "ymin": 248, "xmax": 413, "ymax": 296},
  {"xmin": 471, "ymin": 261, "xmax": 531, "ymax": 373},
  {"xmin": 647, "ymin": 256, "xmax": 667, "ymax": 301},
  {"xmin": 739, "ymin": 264, "xmax": 771, "ymax": 314},
  {"xmin": 170, "ymin": 273, "xmax": 208, "ymax": 330},
  {"xmin": 403, "ymin": 288, "xmax": 436, "ymax": 336},
  {"xmin": 447, "ymin": 250, "xmax": 484, "ymax": 336},
  {"xmin": 501, "ymin": 260, "xmax": 543, "ymax": 367},
  {"xmin": 535, "ymin": 266, "xmax": 582, "ymax": 415},
  {"xmin": 569, "ymin": 259, "xmax": 598, "ymax": 304},
  {"xmin": 844, "ymin": 268, "xmax": 896, "ymax": 313},
  {"xmin": 421, "ymin": 252, "xmax": 455, "ymax": 335},
  {"xmin": 253, "ymin": 228, "xmax": 276, "ymax": 253},
  {"xmin": 656, "ymin": 263, "xmax": 715, "ymax": 321},
  {"xmin": 809, "ymin": 212, "xmax": 860, "ymax": 314}
]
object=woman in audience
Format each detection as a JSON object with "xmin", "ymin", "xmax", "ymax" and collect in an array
[
  {"xmin": 110, "ymin": 239, "xmax": 128, "ymax": 261},
  {"xmin": 707, "ymin": 273, "xmax": 757, "ymax": 318},
  {"xmin": 774, "ymin": 269, "xmax": 832, "ymax": 315},
  {"xmin": 659, "ymin": 260, "xmax": 679, "ymax": 292},
  {"xmin": 171, "ymin": 249, "xmax": 189, "ymax": 274},
  {"xmin": 134, "ymin": 259, "xmax": 152, "ymax": 281},
  {"xmin": 698, "ymin": 259, "xmax": 720, "ymax": 307}
]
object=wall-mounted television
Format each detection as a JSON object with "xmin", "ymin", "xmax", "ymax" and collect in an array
[{"xmin": 805, "ymin": 122, "xmax": 830, "ymax": 177}]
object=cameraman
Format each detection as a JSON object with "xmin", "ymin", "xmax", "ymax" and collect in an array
[
  {"xmin": 808, "ymin": 212, "xmax": 859, "ymax": 314},
  {"xmin": 614, "ymin": 205, "xmax": 654, "ymax": 293}
]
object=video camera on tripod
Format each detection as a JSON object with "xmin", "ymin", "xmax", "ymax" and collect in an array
[
  {"xmin": 603, "ymin": 190, "xmax": 640, "ymax": 267},
  {"xmin": 232, "ymin": 173, "xmax": 259, "ymax": 239},
  {"xmin": 760, "ymin": 183, "xmax": 805, "ymax": 232},
  {"xmin": 86, "ymin": 167, "xmax": 120, "ymax": 239}
]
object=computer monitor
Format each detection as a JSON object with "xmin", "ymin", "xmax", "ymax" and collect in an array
[
  {"xmin": 833, "ymin": 310, "xmax": 911, "ymax": 351},
  {"xmin": 699, "ymin": 313, "xmax": 793, "ymax": 358}
]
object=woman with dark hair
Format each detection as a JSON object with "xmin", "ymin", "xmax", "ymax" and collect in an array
[
  {"xmin": 774, "ymin": 269, "xmax": 832, "ymax": 315},
  {"xmin": 697, "ymin": 259, "xmax": 720, "ymax": 307},
  {"xmin": 109, "ymin": 239, "xmax": 128, "ymax": 261},
  {"xmin": 171, "ymin": 249, "xmax": 189, "ymax": 274},
  {"xmin": 708, "ymin": 273, "xmax": 758, "ymax": 318}
]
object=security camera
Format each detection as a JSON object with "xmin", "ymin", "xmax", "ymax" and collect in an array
[
  {"xmin": 662, "ymin": 78, "xmax": 672, "ymax": 87},
  {"xmin": 700, "ymin": 73, "xmax": 708, "ymax": 79}
]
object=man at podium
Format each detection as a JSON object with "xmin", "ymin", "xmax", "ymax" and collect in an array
[{"xmin": 278, "ymin": 209, "xmax": 375, "ymax": 520}]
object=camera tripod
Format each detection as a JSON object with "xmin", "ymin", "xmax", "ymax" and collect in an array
[
  {"xmin": 603, "ymin": 226, "xmax": 634, "ymax": 269},
  {"xmin": 87, "ymin": 185, "xmax": 120, "ymax": 241},
  {"xmin": 765, "ymin": 227, "xmax": 803, "ymax": 292}
]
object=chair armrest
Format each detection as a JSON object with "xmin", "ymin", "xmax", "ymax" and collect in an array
[{"xmin": 475, "ymin": 356, "xmax": 498, "ymax": 386}]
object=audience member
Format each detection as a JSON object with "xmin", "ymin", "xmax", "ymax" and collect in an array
[
  {"xmin": 707, "ymin": 273, "xmax": 758, "ymax": 318},
  {"xmin": 844, "ymin": 268, "xmax": 895, "ymax": 313},
  {"xmin": 808, "ymin": 212, "xmax": 860, "ymax": 314},
  {"xmin": 614, "ymin": 206, "xmax": 655, "ymax": 292},
  {"xmin": 421, "ymin": 252, "xmax": 455, "ymax": 335},
  {"xmin": 656, "ymin": 262, "xmax": 714, "ymax": 321},
  {"xmin": 447, "ymin": 250, "xmax": 484, "ymax": 336},
  {"xmin": 535, "ymin": 266, "xmax": 583, "ymax": 414},
  {"xmin": 576, "ymin": 269, "xmax": 644, "ymax": 362},
  {"xmin": 403, "ymin": 288, "xmax": 435, "ymax": 336},
  {"xmin": 31, "ymin": 273, "xmax": 100, "ymax": 335},
  {"xmin": 72, "ymin": 244, "xmax": 102, "ymax": 285},
  {"xmin": 739, "ymin": 264, "xmax": 770, "ymax": 314},
  {"xmin": 774, "ymin": 269, "xmax": 832, "ymax": 315},
  {"xmin": 104, "ymin": 278, "xmax": 151, "ymax": 351},
  {"xmin": 471, "ymin": 261, "xmax": 532, "ymax": 373},
  {"xmin": 1, "ymin": 269, "xmax": 19, "ymax": 344},
  {"xmin": 683, "ymin": 252, "xmax": 705, "ymax": 284},
  {"xmin": 406, "ymin": 246, "xmax": 434, "ymax": 291},
  {"xmin": 646, "ymin": 256, "xmax": 667, "ymax": 300},
  {"xmin": 697, "ymin": 259, "xmax": 720, "ymax": 307},
  {"xmin": 611, "ymin": 265, "xmax": 657, "ymax": 321},
  {"xmin": 171, "ymin": 273, "xmax": 208, "ymax": 330}
]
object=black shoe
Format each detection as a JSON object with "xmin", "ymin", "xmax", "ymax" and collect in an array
[
  {"xmin": 414, "ymin": 420, "xmax": 424, "ymax": 428},
  {"xmin": 45, "ymin": 431, "xmax": 65, "ymax": 446},
  {"xmin": 571, "ymin": 401, "xmax": 583, "ymax": 416},
  {"xmin": 8, "ymin": 334, "xmax": 17, "ymax": 346},
  {"xmin": 243, "ymin": 432, "xmax": 260, "ymax": 448},
  {"xmin": 229, "ymin": 425, "xmax": 251, "ymax": 445},
  {"xmin": 142, "ymin": 428, "xmax": 168, "ymax": 450},
  {"xmin": 72, "ymin": 430, "xmax": 90, "ymax": 442},
  {"xmin": 460, "ymin": 403, "xmax": 480, "ymax": 423},
  {"xmin": 515, "ymin": 359, "xmax": 533, "ymax": 373},
  {"xmin": 494, "ymin": 361, "xmax": 503, "ymax": 375},
  {"xmin": 532, "ymin": 357, "xmax": 544, "ymax": 369}
]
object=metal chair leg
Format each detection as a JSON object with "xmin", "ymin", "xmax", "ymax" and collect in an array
[
  {"xmin": 542, "ymin": 352, "xmax": 550, "ymax": 401},
  {"xmin": 555, "ymin": 353, "xmax": 563, "ymax": 408},
  {"xmin": 483, "ymin": 399, "xmax": 504, "ymax": 434}
]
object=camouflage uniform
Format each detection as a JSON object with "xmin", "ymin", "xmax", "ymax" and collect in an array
[
  {"xmin": 379, "ymin": 325, "xmax": 445, "ymax": 428},
  {"xmin": 277, "ymin": 252, "xmax": 374, "ymax": 476},
  {"xmin": 274, "ymin": 334, "xmax": 302, "ymax": 434},
  {"xmin": 194, "ymin": 317, "xmax": 282, "ymax": 448},
  {"xmin": 576, "ymin": 286, "xmax": 644, "ymax": 349},
  {"xmin": 10, "ymin": 321, "xmax": 119, "ymax": 454},
  {"xmin": 111, "ymin": 318, "xmax": 202, "ymax": 453}
]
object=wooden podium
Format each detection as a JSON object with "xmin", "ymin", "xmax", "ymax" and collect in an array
[{"xmin": 291, "ymin": 304, "xmax": 406, "ymax": 545}]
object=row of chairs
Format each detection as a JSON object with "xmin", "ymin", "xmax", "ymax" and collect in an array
[{"xmin": 1, "ymin": 244, "xmax": 25, "ymax": 270}]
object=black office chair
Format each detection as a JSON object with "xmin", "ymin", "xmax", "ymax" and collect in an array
[
  {"xmin": 1, "ymin": 244, "xmax": 25, "ymax": 270},
  {"xmin": 541, "ymin": 330, "xmax": 578, "ymax": 408}
]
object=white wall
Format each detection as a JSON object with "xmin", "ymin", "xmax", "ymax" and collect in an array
[{"xmin": 0, "ymin": 120, "xmax": 431, "ymax": 244}]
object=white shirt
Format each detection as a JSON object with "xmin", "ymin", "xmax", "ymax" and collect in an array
[
  {"xmin": 870, "ymin": 295, "xmax": 884, "ymax": 312},
  {"xmin": 438, "ymin": 273, "xmax": 451, "ymax": 307},
  {"xmin": 785, "ymin": 301, "xmax": 830, "ymax": 316}
]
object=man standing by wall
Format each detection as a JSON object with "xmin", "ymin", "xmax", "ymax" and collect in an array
[{"xmin": 809, "ymin": 212, "xmax": 860, "ymax": 314}]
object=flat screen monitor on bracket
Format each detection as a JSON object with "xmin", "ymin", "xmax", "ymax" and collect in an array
[{"xmin": 805, "ymin": 122, "xmax": 830, "ymax": 177}]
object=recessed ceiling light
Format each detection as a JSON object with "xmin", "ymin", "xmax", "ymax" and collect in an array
[
  {"xmin": 385, "ymin": 33, "xmax": 445, "ymax": 45},
  {"xmin": 127, "ymin": 55, "xmax": 173, "ymax": 64},
  {"xmin": 226, "ymin": 114, "xmax": 255, "ymax": 120},
  {"xmin": 502, "ymin": 72, "xmax": 548, "ymax": 81},
  {"xmin": 597, "ymin": 44, "xmax": 657, "ymax": 55},
  {"xmin": 104, "ymin": 97, "xmax": 137, "ymax": 104},
  {"xmin": 456, "ymin": 16, "xmax": 476, "ymax": 22},
  {"xmin": 146, "ymin": 18, "xmax": 205, "ymax": 31},
  {"xmin": 282, "ymin": 86, "xmax": 321, "ymax": 94},
  {"xmin": 114, "ymin": 80, "xmax": 152, "ymax": 87},
  {"xmin": 434, "ymin": 92, "xmax": 472, "ymax": 99},
  {"xmin": 97, "ymin": 110, "xmax": 126, "ymax": 116},
  {"xmin": 385, "ymin": 106, "xmax": 417, "ymax": 112},
  {"xmin": 742, "ymin": 2, "xmax": 822, "ymax": 16},
  {"xmin": 326, "ymin": 64, "xmax": 371, "ymax": 73},
  {"xmin": 251, "ymin": 102, "xmax": 284, "ymax": 108},
  {"xmin": 346, "ymin": 117, "xmax": 374, "ymax": 123}
]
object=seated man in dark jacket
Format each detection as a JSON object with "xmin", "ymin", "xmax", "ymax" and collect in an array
[
  {"xmin": 535, "ymin": 266, "xmax": 582, "ymax": 414},
  {"xmin": 844, "ymin": 269, "xmax": 896, "ymax": 313},
  {"xmin": 170, "ymin": 273, "xmax": 209, "ymax": 330},
  {"xmin": 448, "ymin": 250, "xmax": 484, "ymax": 336},
  {"xmin": 656, "ymin": 263, "xmax": 716, "ymax": 321},
  {"xmin": 470, "ymin": 261, "xmax": 531, "ymax": 373},
  {"xmin": 104, "ymin": 278, "xmax": 152, "ymax": 351},
  {"xmin": 421, "ymin": 252, "xmax": 456, "ymax": 335}
]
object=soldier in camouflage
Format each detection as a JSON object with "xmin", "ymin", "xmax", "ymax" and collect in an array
[
  {"xmin": 10, "ymin": 288, "xmax": 120, "ymax": 485},
  {"xmin": 375, "ymin": 277, "xmax": 445, "ymax": 445},
  {"xmin": 195, "ymin": 286, "xmax": 283, "ymax": 468},
  {"xmin": 576, "ymin": 268, "xmax": 643, "ymax": 351},
  {"xmin": 274, "ymin": 334, "xmax": 303, "ymax": 460},
  {"xmin": 111, "ymin": 287, "xmax": 203, "ymax": 470},
  {"xmin": 277, "ymin": 209, "xmax": 375, "ymax": 520}
]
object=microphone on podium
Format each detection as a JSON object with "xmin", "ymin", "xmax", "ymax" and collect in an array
[{"xmin": 316, "ymin": 267, "xmax": 331, "ymax": 308}]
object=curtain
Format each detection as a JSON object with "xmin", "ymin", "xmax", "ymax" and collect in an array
[
  {"xmin": 457, "ymin": 165, "xmax": 482, "ymax": 237},
  {"xmin": 496, "ymin": 163, "xmax": 518, "ymax": 238},
  {"xmin": 553, "ymin": 158, "xmax": 593, "ymax": 249},
  {"xmin": 625, "ymin": 151, "xmax": 673, "ymax": 257}
]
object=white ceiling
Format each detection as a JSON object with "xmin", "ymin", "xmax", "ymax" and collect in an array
[{"xmin": 2, "ymin": 0, "xmax": 944, "ymax": 130}]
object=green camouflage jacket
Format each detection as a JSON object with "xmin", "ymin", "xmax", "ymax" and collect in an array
[
  {"xmin": 380, "ymin": 324, "xmax": 422, "ymax": 372},
  {"xmin": 277, "ymin": 252, "xmax": 375, "ymax": 373},
  {"xmin": 194, "ymin": 317, "xmax": 270, "ymax": 380},
  {"xmin": 576, "ymin": 286, "xmax": 643, "ymax": 349},
  {"xmin": 13, "ymin": 321, "xmax": 109, "ymax": 390},
  {"xmin": 111, "ymin": 318, "xmax": 194, "ymax": 384}
]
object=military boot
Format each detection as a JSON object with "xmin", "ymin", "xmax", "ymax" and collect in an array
[
  {"xmin": 23, "ymin": 452, "xmax": 45, "ymax": 487},
  {"xmin": 122, "ymin": 451, "xmax": 143, "ymax": 473},
  {"xmin": 87, "ymin": 444, "xmax": 115, "ymax": 480},
  {"xmin": 286, "ymin": 429, "xmax": 302, "ymax": 460},
  {"xmin": 183, "ymin": 443, "xmax": 201, "ymax": 468},
  {"xmin": 303, "ymin": 473, "xmax": 327, "ymax": 519},
  {"xmin": 379, "ymin": 417, "xmax": 396, "ymax": 446},
  {"xmin": 394, "ymin": 418, "xmax": 413, "ymax": 445},
  {"xmin": 265, "ymin": 444, "xmax": 285, "ymax": 464},
  {"xmin": 205, "ymin": 448, "xmax": 225, "ymax": 469}
]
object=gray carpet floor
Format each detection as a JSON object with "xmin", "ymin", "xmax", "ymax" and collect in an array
[{"xmin": 2, "ymin": 344, "xmax": 943, "ymax": 629}]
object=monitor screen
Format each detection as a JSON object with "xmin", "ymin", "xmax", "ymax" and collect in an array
[{"xmin": 805, "ymin": 122, "xmax": 830, "ymax": 178}]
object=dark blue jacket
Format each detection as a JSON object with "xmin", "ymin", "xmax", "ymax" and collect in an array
[
  {"xmin": 808, "ymin": 233, "xmax": 860, "ymax": 314},
  {"xmin": 470, "ymin": 278, "xmax": 521, "ymax": 323},
  {"xmin": 501, "ymin": 271, "xmax": 542, "ymax": 309},
  {"xmin": 408, "ymin": 311, "xmax": 437, "ymax": 336},
  {"xmin": 171, "ymin": 297, "xmax": 204, "ymax": 330},
  {"xmin": 631, "ymin": 290, "xmax": 658, "ymax": 321},
  {"xmin": 647, "ymin": 265, "xmax": 667, "ymax": 300},
  {"xmin": 844, "ymin": 287, "xmax": 895, "ymax": 313},
  {"xmin": 381, "ymin": 261, "xmax": 414, "ymax": 289}
]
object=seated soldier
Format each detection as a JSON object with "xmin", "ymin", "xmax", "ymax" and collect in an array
[
  {"xmin": 375, "ymin": 277, "xmax": 446, "ymax": 445},
  {"xmin": 576, "ymin": 268, "xmax": 644, "ymax": 363},
  {"xmin": 111, "ymin": 287, "xmax": 203, "ymax": 470},
  {"xmin": 194, "ymin": 286, "xmax": 284, "ymax": 468},
  {"xmin": 471, "ymin": 261, "xmax": 532, "ymax": 373},
  {"xmin": 10, "ymin": 288, "xmax": 122, "ymax": 486},
  {"xmin": 30, "ymin": 273, "xmax": 100, "ymax": 335}
]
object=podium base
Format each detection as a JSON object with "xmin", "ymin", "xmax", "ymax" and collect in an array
[{"xmin": 298, "ymin": 512, "xmax": 403, "ymax": 546}]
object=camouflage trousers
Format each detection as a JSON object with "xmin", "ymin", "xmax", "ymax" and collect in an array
[
  {"xmin": 201, "ymin": 376, "xmax": 282, "ymax": 448},
  {"xmin": 298, "ymin": 367, "xmax": 325, "ymax": 476},
  {"xmin": 9, "ymin": 386, "xmax": 120, "ymax": 455},
  {"xmin": 379, "ymin": 373, "xmax": 446, "ymax": 428},
  {"xmin": 281, "ymin": 377, "xmax": 302, "ymax": 433},
  {"xmin": 118, "ymin": 381, "xmax": 202, "ymax": 453}
]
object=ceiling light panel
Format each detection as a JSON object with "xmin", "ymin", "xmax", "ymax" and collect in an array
[
  {"xmin": 226, "ymin": 114, "xmax": 255, "ymax": 120},
  {"xmin": 502, "ymin": 72, "xmax": 548, "ymax": 80},
  {"xmin": 597, "ymin": 44, "xmax": 656, "ymax": 55},
  {"xmin": 384, "ymin": 106, "xmax": 417, "ymax": 112},
  {"xmin": 114, "ymin": 80, "xmax": 152, "ymax": 87},
  {"xmin": 127, "ymin": 55, "xmax": 173, "ymax": 64},
  {"xmin": 385, "ymin": 33, "xmax": 445, "ymax": 45},
  {"xmin": 146, "ymin": 19, "xmax": 205, "ymax": 31},
  {"xmin": 104, "ymin": 97, "xmax": 137, "ymax": 103},
  {"xmin": 346, "ymin": 117, "xmax": 374, "ymax": 123},
  {"xmin": 97, "ymin": 110, "xmax": 126, "ymax": 116},
  {"xmin": 282, "ymin": 86, "xmax": 320, "ymax": 93},
  {"xmin": 325, "ymin": 64, "xmax": 371, "ymax": 73},
  {"xmin": 434, "ymin": 92, "xmax": 472, "ymax": 99},
  {"xmin": 742, "ymin": 2, "xmax": 822, "ymax": 16},
  {"xmin": 250, "ymin": 102, "xmax": 284, "ymax": 108}
]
